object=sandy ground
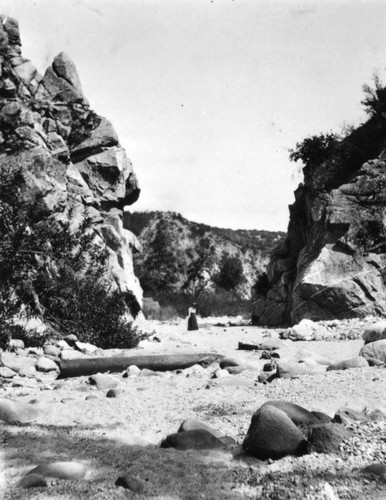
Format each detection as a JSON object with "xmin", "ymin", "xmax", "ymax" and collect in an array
[{"xmin": 1, "ymin": 320, "xmax": 385, "ymax": 499}]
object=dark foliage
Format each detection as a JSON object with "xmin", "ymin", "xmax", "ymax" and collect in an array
[
  {"xmin": 0, "ymin": 168, "xmax": 140, "ymax": 349},
  {"xmin": 289, "ymin": 133, "xmax": 341, "ymax": 167},
  {"xmin": 214, "ymin": 254, "xmax": 245, "ymax": 291}
]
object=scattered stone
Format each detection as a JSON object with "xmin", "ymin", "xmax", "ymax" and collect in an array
[
  {"xmin": 64, "ymin": 334, "xmax": 78, "ymax": 346},
  {"xmin": 263, "ymin": 361, "xmax": 276, "ymax": 372},
  {"xmin": 363, "ymin": 321, "xmax": 386, "ymax": 344},
  {"xmin": 178, "ymin": 418, "xmax": 223, "ymax": 438},
  {"xmin": 276, "ymin": 360, "xmax": 325, "ymax": 379},
  {"xmin": 106, "ymin": 388, "xmax": 122, "ymax": 398},
  {"xmin": 61, "ymin": 398, "xmax": 76, "ymax": 404},
  {"xmin": 288, "ymin": 319, "xmax": 330, "ymax": 341},
  {"xmin": 0, "ymin": 366, "xmax": 17, "ymax": 378},
  {"xmin": 360, "ymin": 339, "xmax": 386, "ymax": 364},
  {"xmin": 60, "ymin": 349, "xmax": 85, "ymax": 361},
  {"xmin": 44, "ymin": 344, "xmax": 61, "ymax": 357},
  {"xmin": 212, "ymin": 368, "xmax": 229, "ymax": 379},
  {"xmin": 307, "ymin": 423, "xmax": 353, "ymax": 453},
  {"xmin": 9, "ymin": 339, "xmax": 25, "ymax": 350},
  {"xmin": 161, "ymin": 429, "xmax": 226, "ymax": 451},
  {"xmin": 122, "ymin": 365, "xmax": 141, "ymax": 377},
  {"xmin": 27, "ymin": 461, "xmax": 87, "ymax": 480},
  {"xmin": 56, "ymin": 340, "xmax": 71, "ymax": 350},
  {"xmin": 36, "ymin": 357, "xmax": 59, "ymax": 373},
  {"xmin": 361, "ymin": 463, "xmax": 386, "ymax": 479},
  {"xmin": 115, "ymin": 474, "xmax": 145, "ymax": 493},
  {"xmin": 89, "ymin": 373, "xmax": 119, "ymax": 391},
  {"xmin": 75, "ymin": 341, "xmax": 98, "ymax": 355},
  {"xmin": 326, "ymin": 357, "xmax": 368, "ymax": 371},
  {"xmin": 85, "ymin": 395, "xmax": 99, "ymax": 401},
  {"xmin": 242, "ymin": 404, "xmax": 307, "ymax": 460},
  {"xmin": 333, "ymin": 407, "xmax": 369, "ymax": 424},
  {"xmin": 0, "ymin": 398, "xmax": 40, "ymax": 423},
  {"xmin": 1, "ymin": 351, "xmax": 37, "ymax": 373},
  {"xmin": 369, "ymin": 409, "xmax": 386, "ymax": 421},
  {"xmin": 19, "ymin": 473, "xmax": 47, "ymax": 489}
]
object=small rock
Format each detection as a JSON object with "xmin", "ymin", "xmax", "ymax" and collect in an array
[
  {"xmin": 85, "ymin": 395, "xmax": 99, "ymax": 401},
  {"xmin": 43, "ymin": 345, "xmax": 61, "ymax": 357},
  {"xmin": 36, "ymin": 357, "xmax": 59, "ymax": 373},
  {"xmin": 363, "ymin": 321, "xmax": 386, "ymax": 344},
  {"xmin": 89, "ymin": 373, "xmax": 119, "ymax": 391},
  {"xmin": 277, "ymin": 360, "xmax": 325, "ymax": 379},
  {"xmin": 333, "ymin": 407, "xmax": 369, "ymax": 424},
  {"xmin": 178, "ymin": 418, "xmax": 223, "ymax": 438},
  {"xmin": 263, "ymin": 361, "xmax": 276, "ymax": 372},
  {"xmin": 307, "ymin": 423, "xmax": 353, "ymax": 454},
  {"xmin": 122, "ymin": 365, "xmax": 141, "ymax": 378},
  {"xmin": 106, "ymin": 389, "xmax": 122, "ymax": 398},
  {"xmin": 60, "ymin": 349, "xmax": 85, "ymax": 361},
  {"xmin": 19, "ymin": 473, "xmax": 47, "ymax": 489},
  {"xmin": 115, "ymin": 475, "xmax": 145, "ymax": 493},
  {"xmin": 27, "ymin": 461, "xmax": 87, "ymax": 480},
  {"xmin": 0, "ymin": 366, "xmax": 17, "ymax": 378},
  {"xmin": 362, "ymin": 463, "xmax": 386, "ymax": 478},
  {"xmin": 326, "ymin": 357, "xmax": 368, "ymax": 371},
  {"xmin": 0, "ymin": 398, "xmax": 40, "ymax": 423},
  {"xmin": 75, "ymin": 341, "xmax": 98, "ymax": 355},
  {"xmin": 61, "ymin": 398, "xmax": 75, "ymax": 404},
  {"xmin": 212, "ymin": 368, "xmax": 229, "ymax": 379},
  {"xmin": 64, "ymin": 334, "xmax": 78, "ymax": 346},
  {"xmin": 9, "ymin": 339, "xmax": 25, "ymax": 350},
  {"xmin": 18, "ymin": 365, "xmax": 37, "ymax": 378},
  {"xmin": 161, "ymin": 429, "xmax": 226, "ymax": 451}
]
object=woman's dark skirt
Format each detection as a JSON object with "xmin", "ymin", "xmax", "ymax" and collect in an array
[{"xmin": 187, "ymin": 313, "xmax": 198, "ymax": 331}]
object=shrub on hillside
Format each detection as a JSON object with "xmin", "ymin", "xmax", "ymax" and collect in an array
[{"xmin": 0, "ymin": 168, "xmax": 140, "ymax": 350}]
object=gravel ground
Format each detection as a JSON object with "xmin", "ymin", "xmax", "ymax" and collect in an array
[{"xmin": 1, "ymin": 319, "xmax": 385, "ymax": 499}]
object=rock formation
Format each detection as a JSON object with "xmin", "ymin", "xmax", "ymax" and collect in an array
[
  {"xmin": 0, "ymin": 16, "xmax": 142, "ymax": 316},
  {"xmin": 253, "ymin": 112, "xmax": 386, "ymax": 325}
]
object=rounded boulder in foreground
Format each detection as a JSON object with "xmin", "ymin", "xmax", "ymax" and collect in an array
[
  {"xmin": 260, "ymin": 401, "xmax": 319, "ymax": 427},
  {"xmin": 160, "ymin": 429, "xmax": 226, "ymax": 451},
  {"xmin": 242, "ymin": 405, "xmax": 307, "ymax": 460}
]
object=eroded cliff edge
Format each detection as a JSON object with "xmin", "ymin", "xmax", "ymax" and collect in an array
[
  {"xmin": 253, "ymin": 104, "xmax": 386, "ymax": 326},
  {"xmin": 0, "ymin": 16, "xmax": 142, "ymax": 317}
]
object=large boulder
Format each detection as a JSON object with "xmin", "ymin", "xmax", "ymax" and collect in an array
[
  {"xmin": 260, "ymin": 401, "xmax": 319, "ymax": 427},
  {"xmin": 359, "ymin": 339, "xmax": 386, "ymax": 364},
  {"xmin": 242, "ymin": 404, "xmax": 307, "ymax": 460},
  {"xmin": 363, "ymin": 321, "xmax": 386, "ymax": 344}
]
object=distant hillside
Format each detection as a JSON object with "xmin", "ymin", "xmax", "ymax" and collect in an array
[{"xmin": 127, "ymin": 211, "xmax": 285, "ymax": 301}]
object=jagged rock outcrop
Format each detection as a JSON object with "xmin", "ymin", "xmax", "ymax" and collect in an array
[
  {"xmin": 253, "ymin": 118, "xmax": 386, "ymax": 325},
  {"xmin": 0, "ymin": 16, "xmax": 142, "ymax": 315}
]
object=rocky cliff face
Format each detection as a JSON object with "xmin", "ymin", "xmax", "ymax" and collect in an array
[
  {"xmin": 253, "ymin": 119, "xmax": 386, "ymax": 326},
  {"xmin": 0, "ymin": 16, "xmax": 142, "ymax": 315}
]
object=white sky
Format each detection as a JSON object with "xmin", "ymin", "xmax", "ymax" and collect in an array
[{"xmin": 3, "ymin": 0, "xmax": 386, "ymax": 230}]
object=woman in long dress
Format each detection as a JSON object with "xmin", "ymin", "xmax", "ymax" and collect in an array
[{"xmin": 187, "ymin": 302, "xmax": 199, "ymax": 331}]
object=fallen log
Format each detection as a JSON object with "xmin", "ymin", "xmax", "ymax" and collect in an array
[{"xmin": 58, "ymin": 353, "xmax": 223, "ymax": 379}]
